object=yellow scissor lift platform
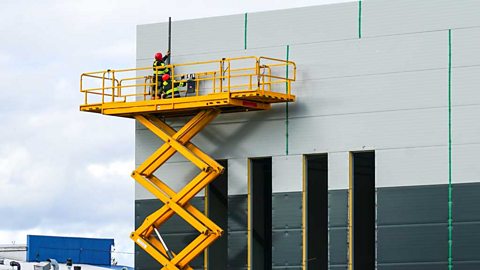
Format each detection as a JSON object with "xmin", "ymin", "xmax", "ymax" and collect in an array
[{"xmin": 80, "ymin": 56, "xmax": 296, "ymax": 269}]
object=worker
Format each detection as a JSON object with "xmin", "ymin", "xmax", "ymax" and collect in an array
[
  {"xmin": 152, "ymin": 51, "xmax": 170, "ymax": 97},
  {"xmin": 161, "ymin": 74, "xmax": 184, "ymax": 99}
]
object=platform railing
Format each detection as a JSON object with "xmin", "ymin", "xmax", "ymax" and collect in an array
[{"xmin": 80, "ymin": 56, "xmax": 296, "ymax": 106}]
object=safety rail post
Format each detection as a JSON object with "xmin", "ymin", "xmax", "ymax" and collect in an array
[
  {"xmin": 80, "ymin": 74, "xmax": 87, "ymax": 105},
  {"xmin": 112, "ymin": 71, "xmax": 116, "ymax": 102},
  {"xmin": 219, "ymin": 59, "xmax": 223, "ymax": 93},
  {"xmin": 171, "ymin": 65, "xmax": 175, "ymax": 101},
  {"xmin": 143, "ymin": 77, "xmax": 148, "ymax": 101},
  {"xmin": 195, "ymin": 73, "xmax": 200, "ymax": 97},
  {"xmin": 261, "ymin": 66, "xmax": 265, "ymax": 95},
  {"xmin": 256, "ymin": 58, "xmax": 260, "ymax": 91},
  {"xmin": 101, "ymin": 71, "xmax": 106, "ymax": 104},
  {"xmin": 268, "ymin": 66, "xmax": 272, "ymax": 92},
  {"xmin": 227, "ymin": 60, "xmax": 231, "ymax": 93},
  {"xmin": 212, "ymin": 72, "xmax": 216, "ymax": 94},
  {"xmin": 156, "ymin": 67, "xmax": 160, "ymax": 100}
]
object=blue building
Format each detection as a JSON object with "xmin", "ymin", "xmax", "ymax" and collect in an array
[{"xmin": 26, "ymin": 235, "xmax": 114, "ymax": 266}]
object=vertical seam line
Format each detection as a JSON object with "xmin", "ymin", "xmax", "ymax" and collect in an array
[
  {"xmin": 244, "ymin": 13, "xmax": 248, "ymax": 50},
  {"xmin": 358, "ymin": 1, "xmax": 362, "ymax": 39},
  {"xmin": 286, "ymin": 45, "xmax": 290, "ymax": 156},
  {"xmin": 448, "ymin": 28, "xmax": 453, "ymax": 270}
]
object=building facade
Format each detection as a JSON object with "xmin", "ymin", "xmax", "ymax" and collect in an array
[{"xmin": 135, "ymin": 1, "xmax": 480, "ymax": 269}]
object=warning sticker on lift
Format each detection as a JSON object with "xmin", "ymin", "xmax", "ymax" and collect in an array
[
  {"xmin": 136, "ymin": 238, "xmax": 148, "ymax": 249},
  {"xmin": 242, "ymin": 101, "xmax": 258, "ymax": 108}
]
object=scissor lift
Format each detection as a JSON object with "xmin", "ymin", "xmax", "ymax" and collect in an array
[{"xmin": 80, "ymin": 56, "xmax": 296, "ymax": 269}]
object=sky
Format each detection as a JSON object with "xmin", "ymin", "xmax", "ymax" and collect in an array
[{"xmin": 0, "ymin": 0, "xmax": 351, "ymax": 266}]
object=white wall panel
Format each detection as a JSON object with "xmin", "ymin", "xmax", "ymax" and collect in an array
[
  {"xmin": 137, "ymin": 15, "xmax": 244, "ymax": 60},
  {"xmin": 192, "ymin": 118, "xmax": 286, "ymax": 159},
  {"xmin": 136, "ymin": 116, "xmax": 287, "ymax": 163},
  {"xmin": 135, "ymin": 182, "xmax": 152, "ymax": 201},
  {"xmin": 248, "ymin": 3, "xmax": 357, "ymax": 48},
  {"xmin": 136, "ymin": 23, "xmax": 169, "ymax": 61},
  {"xmin": 376, "ymin": 146, "xmax": 448, "ymax": 188},
  {"xmin": 363, "ymin": 0, "xmax": 480, "ymax": 37},
  {"xmin": 452, "ymin": 27, "xmax": 480, "ymax": 67},
  {"xmin": 289, "ymin": 31, "xmax": 447, "ymax": 81},
  {"xmin": 328, "ymin": 152, "xmax": 349, "ymax": 190},
  {"xmin": 452, "ymin": 143, "xmax": 480, "ymax": 184},
  {"xmin": 290, "ymin": 69, "xmax": 448, "ymax": 119},
  {"xmin": 452, "ymin": 105, "xmax": 480, "ymax": 144},
  {"xmin": 135, "ymin": 2, "xmax": 480, "ymax": 197},
  {"xmin": 228, "ymin": 158, "xmax": 248, "ymax": 195},
  {"xmin": 289, "ymin": 108, "xmax": 447, "ymax": 155},
  {"xmin": 453, "ymin": 66, "xmax": 480, "ymax": 106},
  {"xmin": 272, "ymin": 155, "xmax": 302, "ymax": 192}
]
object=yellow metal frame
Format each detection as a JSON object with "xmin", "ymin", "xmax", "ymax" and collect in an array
[
  {"xmin": 80, "ymin": 55, "xmax": 296, "ymax": 269},
  {"xmin": 131, "ymin": 109, "xmax": 224, "ymax": 270},
  {"xmin": 80, "ymin": 56, "xmax": 296, "ymax": 118}
]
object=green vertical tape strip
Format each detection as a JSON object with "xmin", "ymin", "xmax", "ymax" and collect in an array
[
  {"xmin": 285, "ymin": 45, "xmax": 290, "ymax": 155},
  {"xmin": 358, "ymin": 1, "xmax": 362, "ymax": 39},
  {"xmin": 448, "ymin": 29, "xmax": 453, "ymax": 270},
  {"xmin": 244, "ymin": 13, "xmax": 248, "ymax": 50}
]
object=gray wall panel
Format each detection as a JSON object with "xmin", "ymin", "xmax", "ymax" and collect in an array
[
  {"xmin": 329, "ymin": 190, "xmax": 348, "ymax": 227},
  {"xmin": 363, "ymin": 0, "xmax": 480, "ymax": 37},
  {"xmin": 329, "ymin": 227, "xmax": 348, "ymax": 265},
  {"xmin": 228, "ymin": 231, "xmax": 248, "ymax": 268},
  {"xmin": 135, "ymin": 198, "xmax": 205, "ymax": 270},
  {"xmin": 377, "ymin": 185, "xmax": 447, "ymax": 225},
  {"xmin": 272, "ymin": 192, "xmax": 302, "ymax": 230},
  {"xmin": 228, "ymin": 195, "xmax": 248, "ymax": 232},
  {"xmin": 377, "ymin": 224, "xmax": 447, "ymax": 264},
  {"xmin": 272, "ymin": 230, "xmax": 302, "ymax": 267},
  {"xmin": 135, "ymin": 198, "xmax": 204, "ymax": 233},
  {"xmin": 454, "ymin": 262, "xmax": 480, "ymax": 270},
  {"xmin": 377, "ymin": 263, "xmax": 447, "ymax": 270},
  {"xmin": 248, "ymin": 3, "xmax": 357, "ymax": 48},
  {"xmin": 162, "ymin": 233, "xmax": 204, "ymax": 268},
  {"xmin": 453, "ymin": 183, "xmax": 480, "ymax": 222},
  {"xmin": 452, "ymin": 222, "xmax": 480, "ymax": 261}
]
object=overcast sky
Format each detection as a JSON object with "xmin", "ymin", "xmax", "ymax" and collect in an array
[{"xmin": 0, "ymin": 0, "xmax": 350, "ymax": 266}]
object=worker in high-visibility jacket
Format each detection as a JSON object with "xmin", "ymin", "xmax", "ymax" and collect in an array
[
  {"xmin": 161, "ymin": 74, "xmax": 184, "ymax": 99},
  {"xmin": 152, "ymin": 51, "xmax": 170, "ymax": 97}
]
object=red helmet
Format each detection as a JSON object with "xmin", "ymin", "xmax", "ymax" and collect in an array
[
  {"xmin": 162, "ymin": 74, "xmax": 170, "ymax": 81},
  {"xmin": 155, "ymin": 52, "xmax": 163, "ymax": 61}
]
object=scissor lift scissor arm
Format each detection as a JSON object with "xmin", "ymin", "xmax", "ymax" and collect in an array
[{"xmin": 79, "ymin": 56, "xmax": 296, "ymax": 269}]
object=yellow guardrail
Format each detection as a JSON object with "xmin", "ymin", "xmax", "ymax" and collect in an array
[{"xmin": 80, "ymin": 56, "xmax": 296, "ymax": 105}]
